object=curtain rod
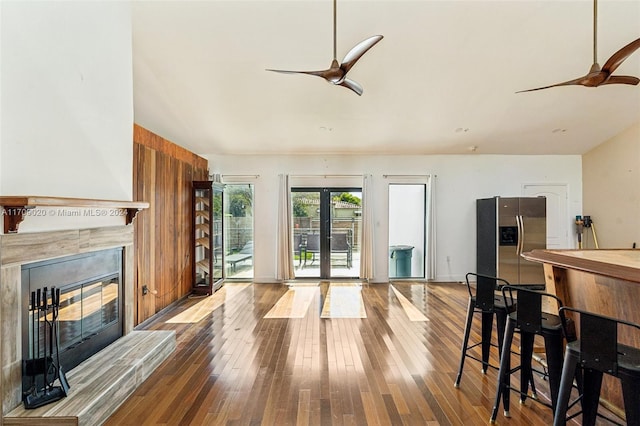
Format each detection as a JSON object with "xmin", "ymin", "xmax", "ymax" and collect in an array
[
  {"xmin": 383, "ymin": 174, "xmax": 432, "ymax": 178},
  {"xmin": 291, "ymin": 174, "xmax": 363, "ymax": 178},
  {"xmin": 220, "ymin": 174, "xmax": 260, "ymax": 179}
]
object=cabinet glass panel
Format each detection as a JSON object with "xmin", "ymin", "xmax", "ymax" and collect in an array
[
  {"xmin": 192, "ymin": 181, "xmax": 222, "ymax": 295},
  {"xmin": 212, "ymin": 183, "xmax": 223, "ymax": 281}
]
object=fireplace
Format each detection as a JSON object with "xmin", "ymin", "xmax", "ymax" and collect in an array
[
  {"xmin": 20, "ymin": 248, "xmax": 123, "ymax": 393},
  {"xmin": 0, "ymin": 198, "xmax": 144, "ymax": 417}
]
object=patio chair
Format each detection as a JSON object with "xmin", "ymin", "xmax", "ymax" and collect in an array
[
  {"xmin": 293, "ymin": 234, "xmax": 304, "ymax": 266},
  {"xmin": 304, "ymin": 234, "xmax": 320, "ymax": 266},
  {"xmin": 330, "ymin": 232, "xmax": 352, "ymax": 267}
]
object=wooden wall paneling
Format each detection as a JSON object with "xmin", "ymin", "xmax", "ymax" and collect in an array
[
  {"xmin": 166, "ymin": 155, "xmax": 176, "ymax": 309},
  {"xmin": 133, "ymin": 142, "xmax": 142, "ymax": 324},
  {"xmin": 155, "ymin": 150, "xmax": 168, "ymax": 312},
  {"xmin": 177, "ymin": 160, "xmax": 191, "ymax": 298},
  {"xmin": 177, "ymin": 162, "xmax": 186, "ymax": 297},
  {"xmin": 163, "ymin": 155, "xmax": 172, "ymax": 310},
  {"xmin": 173, "ymin": 157, "xmax": 179, "ymax": 302},
  {"xmin": 147, "ymin": 146, "xmax": 157, "ymax": 321},
  {"xmin": 147, "ymin": 145, "xmax": 156, "ymax": 323},
  {"xmin": 154, "ymin": 148, "xmax": 166, "ymax": 312},
  {"xmin": 133, "ymin": 143, "xmax": 142, "ymax": 325},
  {"xmin": 135, "ymin": 143, "xmax": 144, "ymax": 325},
  {"xmin": 133, "ymin": 124, "xmax": 207, "ymax": 170},
  {"xmin": 183, "ymin": 162, "xmax": 191, "ymax": 296},
  {"xmin": 154, "ymin": 150, "xmax": 163, "ymax": 312},
  {"xmin": 133, "ymin": 125, "xmax": 208, "ymax": 325},
  {"xmin": 134, "ymin": 143, "xmax": 158, "ymax": 324}
]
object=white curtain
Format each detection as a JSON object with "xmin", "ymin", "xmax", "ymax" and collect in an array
[
  {"xmin": 276, "ymin": 174, "xmax": 295, "ymax": 281},
  {"xmin": 359, "ymin": 174, "xmax": 374, "ymax": 280},
  {"xmin": 425, "ymin": 175, "xmax": 437, "ymax": 280}
]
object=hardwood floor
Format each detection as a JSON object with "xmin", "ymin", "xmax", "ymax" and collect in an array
[{"xmin": 104, "ymin": 282, "xmax": 613, "ymax": 425}]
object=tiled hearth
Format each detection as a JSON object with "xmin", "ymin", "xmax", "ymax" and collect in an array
[
  {"xmin": 5, "ymin": 329, "xmax": 175, "ymax": 425},
  {"xmin": 0, "ymin": 226, "xmax": 136, "ymax": 418}
]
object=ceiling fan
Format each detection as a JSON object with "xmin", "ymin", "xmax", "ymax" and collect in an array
[
  {"xmin": 266, "ymin": 0, "xmax": 383, "ymax": 96},
  {"xmin": 518, "ymin": 0, "xmax": 640, "ymax": 93}
]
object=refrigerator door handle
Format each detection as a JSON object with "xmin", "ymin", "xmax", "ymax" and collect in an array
[
  {"xmin": 514, "ymin": 215, "xmax": 520, "ymax": 255},
  {"xmin": 517, "ymin": 214, "xmax": 525, "ymax": 256}
]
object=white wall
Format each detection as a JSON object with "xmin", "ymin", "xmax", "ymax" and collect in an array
[
  {"xmin": 208, "ymin": 154, "xmax": 582, "ymax": 283},
  {"xmin": 582, "ymin": 122, "xmax": 640, "ymax": 248},
  {"xmin": 1, "ymin": 1, "xmax": 133, "ymax": 201},
  {"xmin": 389, "ymin": 184, "xmax": 425, "ymax": 277}
]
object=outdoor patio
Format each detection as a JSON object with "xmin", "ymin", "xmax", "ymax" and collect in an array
[{"xmin": 225, "ymin": 252, "xmax": 362, "ymax": 280}]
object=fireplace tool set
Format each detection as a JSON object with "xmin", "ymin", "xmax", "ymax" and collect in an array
[{"xmin": 23, "ymin": 286, "xmax": 70, "ymax": 409}]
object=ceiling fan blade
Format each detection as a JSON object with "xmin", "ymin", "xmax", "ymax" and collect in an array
[
  {"xmin": 516, "ymin": 76, "xmax": 587, "ymax": 93},
  {"xmin": 267, "ymin": 0, "xmax": 382, "ymax": 95},
  {"xmin": 601, "ymin": 75, "xmax": 640, "ymax": 85},
  {"xmin": 266, "ymin": 68, "xmax": 329, "ymax": 78},
  {"xmin": 340, "ymin": 35, "xmax": 383, "ymax": 75},
  {"xmin": 601, "ymin": 37, "xmax": 640, "ymax": 75},
  {"xmin": 338, "ymin": 78, "xmax": 364, "ymax": 96}
]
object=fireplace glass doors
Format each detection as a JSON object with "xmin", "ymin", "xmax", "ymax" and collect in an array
[
  {"xmin": 56, "ymin": 275, "xmax": 120, "ymax": 359},
  {"xmin": 22, "ymin": 249, "xmax": 123, "ymax": 392}
]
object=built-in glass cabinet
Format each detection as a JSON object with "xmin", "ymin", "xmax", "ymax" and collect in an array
[{"xmin": 192, "ymin": 181, "xmax": 223, "ymax": 295}]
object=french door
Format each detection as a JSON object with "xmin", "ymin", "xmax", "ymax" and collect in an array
[
  {"xmin": 291, "ymin": 187, "xmax": 361, "ymax": 279},
  {"xmin": 222, "ymin": 183, "xmax": 254, "ymax": 279}
]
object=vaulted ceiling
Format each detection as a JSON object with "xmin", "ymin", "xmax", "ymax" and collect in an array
[{"xmin": 131, "ymin": 0, "xmax": 640, "ymax": 156}]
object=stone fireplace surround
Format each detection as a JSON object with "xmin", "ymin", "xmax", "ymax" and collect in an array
[
  {"xmin": 0, "ymin": 197, "xmax": 157, "ymax": 422},
  {"xmin": 0, "ymin": 225, "xmax": 137, "ymax": 417}
]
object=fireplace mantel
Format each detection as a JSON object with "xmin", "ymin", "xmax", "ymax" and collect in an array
[{"xmin": 0, "ymin": 196, "xmax": 149, "ymax": 233}]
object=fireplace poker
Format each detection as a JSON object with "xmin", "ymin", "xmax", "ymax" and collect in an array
[
  {"xmin": 43, "ymin": 287, "xmax": 58, "ymax": 393},
  {"xmin": 23, "ymin": 288, "xmax": 45, "ymax": 406},
  {"xmin": 54, "ymin": 288, "xmax": 69, "ymax": 394},
  {"xmin": 42, "ymin": 287, "xmax": 51, "ymax": 392},
  {"xmin": 27, "ymin": 291, "xmax": 37, "ymax": 394},
  {"xmin": 36, "ymin": 289, "xmax": 41, "ymax": 363}
]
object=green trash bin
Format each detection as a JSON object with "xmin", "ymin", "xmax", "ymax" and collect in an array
[{"xmin": 389, "ymin": 245, "xmax": 414, "ymax": 278}]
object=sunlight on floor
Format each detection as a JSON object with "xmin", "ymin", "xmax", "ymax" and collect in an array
[
  {"xmin": 167, "ymin": 282, "xmax": 430, "ymax": 324},
  {"xmin": 264, "ymin": 285, "xmax": 319, "ymax": 318},
  {"xmin": 390, "ymin": 285, "xmax": 429, "ymax": 322},
  {"xmin": 320, "ymin": 282, "xmax": 367, "ymax": 319},
  {"xmin": 166, "ymin": 283, "xmax": 251, "ymax": 323}
]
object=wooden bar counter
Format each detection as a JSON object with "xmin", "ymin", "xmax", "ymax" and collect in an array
[{"xmin": 522, "ymin": 249, "xmax": 640, "ymax": 419}]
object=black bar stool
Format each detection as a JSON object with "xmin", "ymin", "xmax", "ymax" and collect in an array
[
  {"xmin": 554, "ymin": 307, "xmax": 640, "ymax": 426},
  {"xmin": 490, "ymin": 286, "xmax": 573, "ymax": 423},
  {"xmin": 454, "ymin": 273, "xmax": 513, "ymax": 388}
]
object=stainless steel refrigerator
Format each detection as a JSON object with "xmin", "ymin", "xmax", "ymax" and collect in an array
[{"xmin": 476, "ymin": 196, "xmax": 547, "ymax": 286}]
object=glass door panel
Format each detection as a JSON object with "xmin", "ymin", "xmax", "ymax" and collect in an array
[
  {"xmin": 223, "ymin": 184, "xmax": 254, "ymax": 279},
  {"xmin": 388, "ymin": 184, "xmax": 425, "ymax": 279},
  {"xmin": 329, "ymin": 191, "xmax": 361, "ymax": 278},
  {"xmin": 212, "ymin": 183, "xmax": 224, "ymax": 282},
  {"xmin": 292, "ymin": 190, "xmax": 321, "ymax": 278}
]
